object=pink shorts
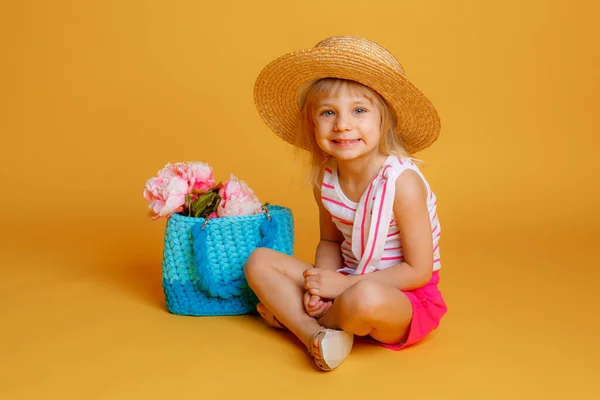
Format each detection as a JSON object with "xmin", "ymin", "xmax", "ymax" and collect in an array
[{"xmin": 370, "ymin": 270, "xmax": 447, "ymax": 350}]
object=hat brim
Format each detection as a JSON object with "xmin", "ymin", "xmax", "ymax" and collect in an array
[{"xmin": 254, "ymin": 46, "xmax": 441, "ymax": 154}]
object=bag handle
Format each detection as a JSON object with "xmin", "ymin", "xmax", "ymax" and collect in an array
[{"xmin": 191, "ymin": 204, "xmax": 278, "ymax": 299}]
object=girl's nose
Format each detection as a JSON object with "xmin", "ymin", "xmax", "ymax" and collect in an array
[{"xmin": 334, "ymin": 113, "xmax": 351, "ymax": 131}]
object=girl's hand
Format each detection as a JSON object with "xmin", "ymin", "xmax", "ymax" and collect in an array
[
  {"xmin": 303, "ymin": 291, "xmax": 332, "ymax": 318},
  {"xmin": 303, "ymin": 268, "xmax": 352, "ymax": 300}
]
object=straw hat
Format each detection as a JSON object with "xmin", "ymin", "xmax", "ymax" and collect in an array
[{"xmin": 253, "ymin": 36, "xmax": 441, "ymax": 154}]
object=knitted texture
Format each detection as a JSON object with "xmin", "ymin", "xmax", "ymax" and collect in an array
[{"xmin": 162, "ymin": 205, "xmax": 294, "ymax": 316}]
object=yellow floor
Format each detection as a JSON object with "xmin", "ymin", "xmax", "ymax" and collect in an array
[{"xmin": 1, "ymin": 220, "xmax": 597, "ymax": 400}]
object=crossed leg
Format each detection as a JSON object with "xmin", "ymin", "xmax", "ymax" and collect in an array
[
  {"xmin": 245, "ymin": 248, "xmax": 415, "ymax": 369},
  {"xmin": 245, "ymin": 248, "xmax": 340, "ymax": 369}
]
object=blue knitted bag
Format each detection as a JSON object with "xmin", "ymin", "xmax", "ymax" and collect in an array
[{"xmin": 161, "ymin": 205, "xmax": 294, "ymax": 316}]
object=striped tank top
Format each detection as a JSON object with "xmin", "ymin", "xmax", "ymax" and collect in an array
[{"xmin": 320, "ymin": 154, "xmax": 442, "ymax": 275}]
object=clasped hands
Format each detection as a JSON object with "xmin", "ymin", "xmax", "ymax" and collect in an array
[{"xmin": 302, "ymin": 268, "xmax": 352, "ymax": 319}]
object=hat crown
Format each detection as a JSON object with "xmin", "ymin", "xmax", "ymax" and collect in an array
[{"xmin": 314, "ymin": 36, "xmax": 405, "ymax": 75}]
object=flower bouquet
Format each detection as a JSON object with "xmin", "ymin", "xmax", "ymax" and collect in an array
[{"xmin": 144, "ymin": 161, "xmax": 294, "ymax": 316}]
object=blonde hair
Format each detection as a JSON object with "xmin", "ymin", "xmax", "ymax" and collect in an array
[{"xmin": 295, "ymin": 78, "xmax": 417, "ymax": 187}]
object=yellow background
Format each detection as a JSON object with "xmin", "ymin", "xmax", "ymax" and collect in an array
[{"xmin": 1, "ymin": 1, "xmax": 598, "ymax": 399}]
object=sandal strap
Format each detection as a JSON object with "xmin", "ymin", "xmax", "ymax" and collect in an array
[
  {"xmin": 307, "ymin": 330, "xmax": 333, "ymax": 371},
  {"xmin": 306, "ymin": 330, "xmax": 321, "ymax": 358}
]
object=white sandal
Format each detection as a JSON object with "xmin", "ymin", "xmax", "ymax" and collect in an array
[{"xmin": 308, "ymin": 329, "xmax": 354, "ymax": 371}]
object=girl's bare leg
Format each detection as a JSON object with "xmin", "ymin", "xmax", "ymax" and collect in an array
[
  {"xmin": 245, "ymin": 248, "xmax": 320, "ymax": 345},
  {"xmin": 256, "ymin": 303, "xmax": 286, "ymax": 329},
  {"xmin": 244, "ymin": 248, "xmax": 353, "ymax": 369}
]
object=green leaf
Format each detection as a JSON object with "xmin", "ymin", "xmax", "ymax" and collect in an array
[
  {"xmin": 189, "ymin": 192, "xmax": 221, "ymax": 219},
  {"xmin": 185, "ymin": 194, "xmax": 194, "ymax": 217}
]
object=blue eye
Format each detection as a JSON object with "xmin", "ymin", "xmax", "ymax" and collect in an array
[
  {"xmin": 354, "ymin": 108, "xmax": 366, "ymax": 114},
  {"xmin": 320, "ymin": 110, "xmax": 335, "ymax": 116}
]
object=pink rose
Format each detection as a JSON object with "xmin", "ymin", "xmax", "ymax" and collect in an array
[
  {"xmin": 187, "ymin": 161, "xmax": 216, "ymax": 193},
  {"xmin": 217, "ymin": 174, "xmax": 263, "ymax": 217},
  {"xmin": 143, "ymin": 163, "xmax": 191, "ymax": 219}
]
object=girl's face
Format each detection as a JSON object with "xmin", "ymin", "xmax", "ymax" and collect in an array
[{"xmin": 312, "ymin": 87, "xmax": 382, "ymax": 162}]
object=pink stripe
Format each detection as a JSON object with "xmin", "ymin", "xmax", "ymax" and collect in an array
[
  {"xmin": 432, "ymin": 224, "xmax": 438, "ymax": 233},
  {"xmin": 433, "ymin": 243, "xmax": 440, "ymax": 252},
  {"xmin": 384, "ymin": 246, "xmax": 402, "ymax": 250},
  {"xmin": 341, "ymin": 250, "xmax": 354, "ymax": 259},
  {"xmin": 358, "ymin": 164, "xmax": 391, "ymax": 274},
  {"xmin": 387, "ymin": 231, "xmax": 399, "ymax": 238},
  {"xmin": 333, "ymin": 216, "xmax": 353, "ymax": 226},
  {"xmin": 325, "ymin": 168, "xmax": 332, "ymax": 174},
  {"xmin": 398, "ymin": 158, "xmax": 404, "ymax": 165},
  {"xmin": 430, "ymin": 190, "xmax": 433, "ymax": 199},
  {"xmin": 433, "ymin": 258, "xmax": 441, "ymax": 264},
  {"xmin": 381, "ymin": 256, "xmax": 404, "ymax": 261},
  {"xmin": 336, "ymin": 221, "xmax": 353, "ymax": 226},
  {"xmin": 360, "ymin": 182, "xmax": 374, "ymax": 256},
  {"xmin": 430, "ymin": 211, "xmax": 437, "ymax": 221},
  {"xmin": 321, "ymin": 196, "xmax": 356, "ymax": 211},
  {"xmin": 434, "ymin": 232, "xmax": 441, "ymax": 239},
  {"xmin": 382, "ymin": 165, "xmax": 392, "ymax": 177},
  {"xmin": 360, "ymin": 181, "xmax": 388, "ymax": 274},
  {"xmin": 322, "ymin": 182, "xmax": 334, "ymax": 190}
]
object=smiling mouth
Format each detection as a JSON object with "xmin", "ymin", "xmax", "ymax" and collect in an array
[{"xmin": 332, "ymin": 139, "xmax": 361, "ymax": 144}]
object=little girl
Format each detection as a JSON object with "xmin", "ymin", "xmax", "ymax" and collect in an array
[{"xmin": 245, "ymin": 36, "xmax": 447, "ymax": 371}]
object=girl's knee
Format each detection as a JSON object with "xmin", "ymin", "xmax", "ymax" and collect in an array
[
  {"xmin": 244, "ymin": 248, "xmax": 273, "ymax": 280},
  {"xmin": 341, "ymin": 280, "xmax": 388, "ymax": 321},
  {"xmin": 244, "ymin": 247, "xmax": 267, "ymax": 279}
]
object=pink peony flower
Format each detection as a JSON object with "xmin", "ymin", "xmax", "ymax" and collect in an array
[
  {"xmin": 143, "ymin": 162, "xmax": 199, "ymax": 219},
  {"xmin": 187, "ymin": 161, "xmax": 216, "ymax": 193},
  {"xmin": 144, "ymin": 176, "xmax": 189, "ymax": 220},
  {"xmin": 217, "ymin": 174, "xmax": 263, "ymax": 217},
  {"xmin": 143, "ymin": 162, "xmax": 263, "ymax": 220},
  {"xmin": 167, "ymin": 162, "xmax": 188, "ymax": 177}
]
